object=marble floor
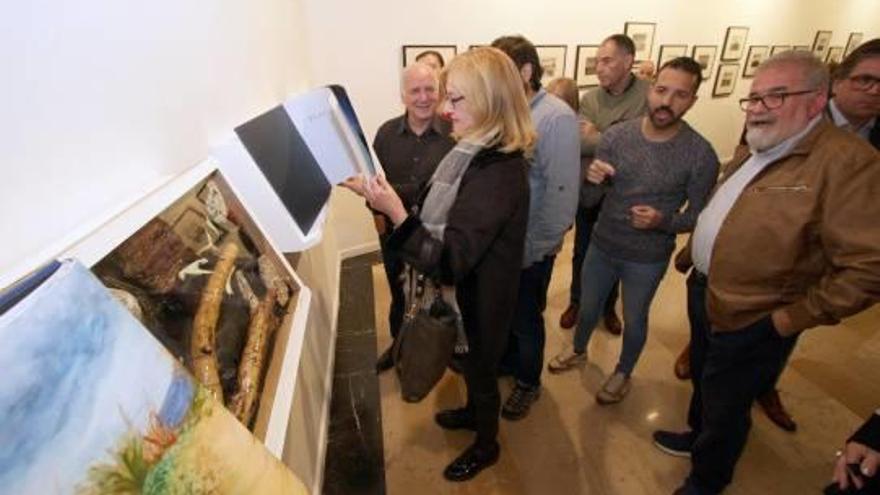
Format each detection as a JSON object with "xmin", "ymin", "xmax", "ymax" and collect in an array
[{"xmin": 372, "ymin": 233, "xmax": 880, "ymax": 494}]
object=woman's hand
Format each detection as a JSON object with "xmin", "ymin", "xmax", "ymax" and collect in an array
[
  {"xmin": 833, "ymin": 440, "xmax": 879, "ymax": 490},
  {"xmin": 364, "ymin": 175, "xmax": 408, "ymax": 227}
]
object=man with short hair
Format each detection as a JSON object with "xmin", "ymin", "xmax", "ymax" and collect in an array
[
  {"xmin": 652, "ymin": 51, "xmax": 880, "ymax": 494},
  {"xmin": 830, "ymin": 38, "xmax": 880, "ymax": 147},
  {"xmin": 372, "ymin": 63, "xmax": 455, "ymax": 372},
  {"xmin": 547, "ymin": 58, "xmax": 718, "ymax": 407},
  {"xmin": 490, "ymin": 35, "xmax": 580, "ymax": 420},
  {"xmin": 560, "ymin": 34, "xmax": 651, "ymax": 335}
]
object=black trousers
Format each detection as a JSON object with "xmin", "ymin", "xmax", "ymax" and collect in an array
[
  {"xmin": 379, "ymin": 234, "xmax": 405, "ymax": 339},
  {"xmin": 685, "ymin": 271, "xmax": 799, "ymax": 494},
  {"xmin": 504, "ymin": 255, "xmax": 556, "ymax": 388}
]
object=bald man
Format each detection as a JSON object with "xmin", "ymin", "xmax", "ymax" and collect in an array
[{"xmin": 372, "ymin": 63, "xmax": 455, "ymax": 372}]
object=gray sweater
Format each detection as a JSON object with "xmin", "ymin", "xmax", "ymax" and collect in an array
[{"xmin": 592, "ymin": 118, "xmax": 719, "ymax": 263}]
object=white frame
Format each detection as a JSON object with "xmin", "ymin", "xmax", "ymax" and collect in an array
[
  {"xmin": 826, "ymin": 46, "xmax": 845, "ymax": 64},
  {"xmin": 692, "ymin": 45, "xmax": 718, "ymax": 80},
  {"xmin": 658, "ymin": 44, "xmax": 688, "ymax": 67},
  {"xmin": 535, "ymin": 45, "xmax": 568, "ymax": 85},
  {"xmin": 722, "ymin": 26, "xmax": 749, "ymax": 61},
  {"xmin": 812, "ymin": 30, "xmax": 833, "ymax": 60},
  {"xmin": 625, "ymin": 22, "xmax": 657, "ymax": 62},
  {"xmin": 575, "ymin": 44, "xmax": 600, "ymax": 88},
  {"xmin": 743, "ymin": 45, "xmax": 770, "ymax": 78},
  {"xmin": 845, "ymin": 32, "xmax": 863, "ymax": 56},
  {"xmin": 713, "ymin": 63, "xmax": 739, "ymax": 97}
]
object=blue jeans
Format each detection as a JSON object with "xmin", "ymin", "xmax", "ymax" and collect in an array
[
  {"xmin": 573, "ymin": 245, "xmax": 668, "ymax": 376},
  {"xmin": 571, "ymin": 204, "xmax": 619, "ymax": 313}
]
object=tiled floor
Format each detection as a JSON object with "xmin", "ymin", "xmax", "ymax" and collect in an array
[{"xmin": 373, "ymin": 233, "xmax": 880, "ymax": 494}]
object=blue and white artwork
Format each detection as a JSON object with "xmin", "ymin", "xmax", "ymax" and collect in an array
[{"xmin": 0, "ymin": 260, "xmax": 174, "ymax": 494}]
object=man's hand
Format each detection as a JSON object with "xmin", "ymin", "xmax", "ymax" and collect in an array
[
  {"xmin": 630, "ymin": 205, "xmax": 663, "ymax": 230},
  {"xmin": 833, "ymin": 440, "xmax": 879, "ymax": 490},
  {"xmin": 586, "ymin": 159, "xmax": 616, "ymax": 185},
  {"xmin": 364, "ymin": 175, "xmax": 408, "ymax": 227},
  {"xmin": 580, "ymin": 119, "xmax": 599, "ymax": 140}
]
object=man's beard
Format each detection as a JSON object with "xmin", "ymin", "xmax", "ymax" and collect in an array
[
  {"xmin": 648, "ymin": 105, "xmax": 681, "ymax": 129},
  {"xmin": 745, "ymin": 119, "xmax": 783, "ymax": 152}
]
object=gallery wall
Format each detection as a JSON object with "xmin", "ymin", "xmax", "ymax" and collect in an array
[{"xmin": 301, "ymin": 0, "xmax": 880, "ymax": 254}]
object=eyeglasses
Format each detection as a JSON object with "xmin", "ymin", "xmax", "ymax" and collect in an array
[
  {"xmin": 738, "ymin": 89, "xmax": 817, "ymax": 111},
  {"xmin": 446, "ymin": 94, "xmax": 466, "ymax": 108},
  {"xmin": 848, "ymin": 74, "xmax": 880, "ymax": 92}
]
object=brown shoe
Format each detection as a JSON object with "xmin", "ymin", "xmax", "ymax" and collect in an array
[
  {"xmin": 757, "ymin": 389, "xmax": 797, "ymax": 432},
  {"xmin": 674, "ymin": 344, "xmax": 691, "ymax": 380},
  {"xmin": 559, "ymin": 303, "xmax": 579, "ymax": 329},
  {"xmin": 603, "ymin": 311, "xmax": 622, "ymax": 335}
]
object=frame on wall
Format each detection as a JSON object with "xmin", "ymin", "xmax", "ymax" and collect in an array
[
  {"xmin": 812, "ymin": 31, "xmax": 833, "ymax": 61},
  {"xmin": 721, "ymin": 26, "xmax": 749, "ymax": 61},
  {"xmin": 575, "ymin": 44, "xmax": 601, "ymax": 88},
  {"xmin": 771, "ymin": 45, "xmax": 792, "ymax": 56},
  {"xmin": 658, "ymin": 44, "xmax": 688, "ymax": 67},
  {"xmin": 402, "ymin": 45, "xmax": 457, "ymax": 68},
  {"xmin": 692, "ymin": 45, "xmax": 717, "ymax": 80},
  {"xmin": 826, "ymin": 46, "xmax": 845, "ymax": 64},
  {"xmin": 713, "ymin": 63, "xmax": 739, "ymax": 97},
  {"xmin": 845, "ymin": 32, "xmax": 863, "ymax": 56},
  {"xmin": 535, "ymin": 45, "xmax": 568, "ymax": 85},
  {"xmin": 743, "ymin": 46, "xmax": 769, "ymax": 78},
  {"xmin": 794, "ymin": 45, "xmax": 811, "ymax": 52},
  {"xmin": 624, "ymin": 22, "xmax": 656, "ymax": 62}
]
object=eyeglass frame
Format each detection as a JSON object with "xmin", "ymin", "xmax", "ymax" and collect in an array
[
  {"xmin": 846, "ymin": 74, "xmax": 880, "ymax": 92},
  {"xmin": 738, "ymin": 88, "xmax": 819, "ymax": 111}
]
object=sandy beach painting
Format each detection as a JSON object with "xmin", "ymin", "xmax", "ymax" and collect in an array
[{"xmin": 0, "ymin": 260, "xmax": 306, "ymax": 495}]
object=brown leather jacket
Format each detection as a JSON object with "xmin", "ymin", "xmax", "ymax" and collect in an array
[{"xmin": 676, "ymin": 120, "xmax": 880, "ymax": 335}]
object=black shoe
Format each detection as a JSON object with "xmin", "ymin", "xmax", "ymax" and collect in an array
[
  {"xmin": 652, "ymin": 430, "xmax": 696, "ymax": 458},
  {"xmin": 443, "ymin": 441, "xmax": 500, "ymax": 482},
  {"xmin": 501, "ymin": 384, "xmax": 540, "ymax": 421},
  {"xmin": 376, "ymin": 346, "xmax": 394, "ymax": 373},
  {"xmin": 435, "ymin": 407, "xmax": 476, "ymax": 431}
]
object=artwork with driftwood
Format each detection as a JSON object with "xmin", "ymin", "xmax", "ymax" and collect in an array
[{"xmin": 92, "ymin": 171, "xmax": 298, "ymax": 433}]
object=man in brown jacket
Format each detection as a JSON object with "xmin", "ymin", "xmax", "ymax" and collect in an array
[{"xmin": 652, "ymin": 51, "xmax": 880, "ymax": 494}]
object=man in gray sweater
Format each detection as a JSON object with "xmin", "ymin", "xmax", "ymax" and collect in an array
[
  {"xmin": 560, "ymin": 34, "xmax": 650, "ymax": 336},
  {"xmin": 548, "ymin": 57, "xmax": 719, "ymax": 405}
]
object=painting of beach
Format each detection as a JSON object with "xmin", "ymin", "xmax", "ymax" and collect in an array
[{"xmin": 0, "ymin": 260, "xmax": 306, "ymax": 495}]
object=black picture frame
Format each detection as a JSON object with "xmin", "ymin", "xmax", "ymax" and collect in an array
[
  {"xmin": 845, "ymin": 32, "xmax": 863, "ymax": 56},
  {"xmin": 624, "ymin": 21, "xmax": 657, "ymax": 62},
  {"xmin": 535, "ymin": 45, "xmax": 568, "ymax": 85},
  {"xmin": 721, "ymin": 26, "xmax": 749, "ymax": 61},
  {"xmin": 658, "ymin": 44, "xmax": 688, "ymax": 67},
  {"xmin": 574, "ymin": 44, "xmax": 601, "ymax": 88},
  {"xmin": 811, "ymin": 31, "xmax": 833, "ymax": 60},
  {"xmin": 401, "ymin": 45, "xmax": 457, "ymax": 68},
  {"xmin": 692, "ymin": 45, "xmax": 718, "ymax": 80},
  {"xmin": 743, "ymin": 46, "xmax": 769, "ymax": 78},
  {"xmin": 713, "ymin": 63, "xmax": 739, "ymax": 97}
]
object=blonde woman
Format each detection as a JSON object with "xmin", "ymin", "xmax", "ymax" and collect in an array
[{"xmin": 349, "ymin": 47, "xmax": 535, "ymax": 481}]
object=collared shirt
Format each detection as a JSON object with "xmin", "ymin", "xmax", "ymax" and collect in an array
[
  {"xmin": 691, "ymin": 115, "xmax": 823, "ymax": 274},
  {"xmin": 523, "ymin": 88, "xmax": 581, "ymax": 267},
  {"xmin": 828, "ymin": 98, "xmax": 877, "ymax": 141},
  {"xmin": 372, "ymin": 113, "xmax": 454, "ymax": 209}
]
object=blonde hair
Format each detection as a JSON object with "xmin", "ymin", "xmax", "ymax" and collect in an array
[{"xmin": 440, "ymin": 47, "xmax": 536, "ymax": 154}]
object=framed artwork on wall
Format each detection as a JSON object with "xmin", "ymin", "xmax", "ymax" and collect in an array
[
  {"xmin": 794, "ymin": 45, "xmax": 811, "ymax": 52},
  {"xmin": 721, "ymin": 26, "xmax": 749, "ymax": 61},
  {"xmin": 845, "ymin": 32, "xmax": 863, "ymax": 56},
  {"xmin": 468, "ymin": 44, "xmax": 486, "ymax": 51},
  {"xmin": 536, "ymin": 45, "xmax": 568, "ymax": 85},
  {"xmin": 812, "ymin": 31, "xmax": 833, "ymax": 60},
  {"xmin": 658, "ymin": 44, "xmax": 688, "ymax": 67},
  {"xmin": 624, "ymin": 22, "xmax": 656, "ymax": 62},
  {"xmin": 713, "ymin": 63, "xmax": 739, "ymax": 97},
  {"xmin": 743, "ymin": 46, "xmax": 769, "ymax": 78},
  {"xmin": 771, "ymin": 45, "xmax": 792, "ymax": 56},
  {"xmin": 402, "ymin": 45, "xmax": 457, "ymax": 68},
  {"xmin": 826, "ymin": 46, "xmax": 845, "ymax": 64},
  {"xmin": 575, "ymin": 44, "xmax": 601, "ymax": 88},
  {"xmin": 692, "ymin": 45, "xmax": 717, "ymax": 80}
]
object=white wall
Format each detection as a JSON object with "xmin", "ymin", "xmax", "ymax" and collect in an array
[
  {"xmin": 0, "ymin": 1, "xmax": 312, "ymax": 288},
  {"xmin": 300, "ymin": 0, "xmax": 880, "ymax": 253}
]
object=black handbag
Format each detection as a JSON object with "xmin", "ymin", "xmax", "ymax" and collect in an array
[{"xmin": 391, "ymin": 270, "xmax": 458, "ymax": 403}]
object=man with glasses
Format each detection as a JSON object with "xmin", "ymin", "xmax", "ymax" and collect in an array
[
  {"xmin": 371, "ymin": 63, "xmax": 454, "ymax": 373},
  {"xmin": 652, "ymin": 51, "xmax": 880, "ymax": 494},
  {"xmin": 830, "ymin": 38, "xmax": 880, "ymax": 148}
]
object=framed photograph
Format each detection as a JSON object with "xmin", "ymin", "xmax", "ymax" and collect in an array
[
  {"xmin": 575, "ymin": 44, "xmax": 601, "ymax": 88},
  {"xmin": 658, "ymin": 44, "xmax": 688, "ymax": 67},
  {"xmin": 826, "ymin": 46, "xmax": 845, "ymax": 64},
  {"xmin": 743, "ymin": 46, "xmax": 770, "ymax": 78},
  {"xmin": 771, "ymin": 45, "xmax": 792, "ymax": 55},
  {"xmin": 721, "ymin": 26, "xmax": 749, "ymax": 61},
  {"xmin": 794, "ymin": 45, "xmax": 811, "ymax": 52},
  {"xmin": 845, "ymin": 32, "xmax": 863, "ymax": 56},
  {"xmin": 713, "ymin": 63, "xmax": 739, "ymax": 97},
  {"xmin": 692, "ymin": 45, "xmax": 718, "ymax": 80},
  {"xmin": 812, "ymin": 31, "xmax": 833, "ymax": 60},
  {"xmin": 402, "ymin": 45, "xmax": 457, "ymax": 68},
  {"xmin": 624, "ymin": 22, "xmax": 657, "ymax": 62},
  {"xmin": 535, "ymin": 45, "xmax": 568, "ymax": 85},
  {"xmin": 468, "ymin": 44, "xmax": 486, "ymax": 51}
]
